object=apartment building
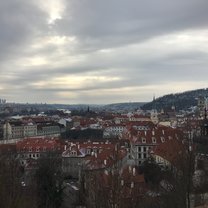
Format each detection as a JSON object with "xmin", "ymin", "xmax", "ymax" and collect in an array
[{"xmin": 122, "ymin": 123, "xmax": 185, "ymax": 166}]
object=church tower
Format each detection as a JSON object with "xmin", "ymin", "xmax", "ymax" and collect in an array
[{"xmin": 151, "ymin": 94, "xmax": 158, "ymax": 124}]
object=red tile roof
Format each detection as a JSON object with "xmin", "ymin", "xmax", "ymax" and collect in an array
[
  {"xmin": 124, "ymin": 125, "xmax": 185, "ymax": 146},
  {"xmin": 152, "ymin": 138, "xmax": 188, "ymax": 166},
  {"xmin": 16, "ymin": 137, "xmax": 63, "ymax": 153},
  {"xmin": 0, "ymin": 144, "xmax": 16, "ymax": 155},
  {"xmin": 84, "ymin": 147, "xmax": 127, "ymax": 170}
]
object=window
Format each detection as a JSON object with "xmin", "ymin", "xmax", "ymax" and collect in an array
[
  {"xmin": 138, "ymin": 147, "xmax": 141, "ymax": 152},
  {"xmin": 87, "ymin": 149, "xmax": 91, "ymax": 155},
  {"xmin": 71, "ymin": 151, "xmax": 77, "ymax": 156},
  {"xmin": 142, "ymin": 138, "xmax": 146, "ymax": 143},
  {"xmin": 143, "ymin": 153, "xmax": 147, "ymax": 159},
  {"xmin": 152, "ymin": 137, "xmax": 156, "ymax": 143},
  {"xmin": 161, "ymin": 137, "xmax": 165, "ymax": 143},
  {"xmin": 138, "ymin": 153, "xmax": 141, "ymax": 158},
  {"xmin": 143, "ymin": 147, "xmax": 146, "ymax": 152}
]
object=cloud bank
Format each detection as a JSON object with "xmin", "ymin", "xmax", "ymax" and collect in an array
[{"xmin": 0, "ymin": 0, "xmax": 208, "ymax": 104}]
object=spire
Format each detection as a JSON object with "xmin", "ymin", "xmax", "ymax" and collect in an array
[
  {"xmin": 153, "ymin": 94, "xmax": 155, "ymax": 102},
  {"xmin": 153, "ymin": 93, "xmax": 157, "ymax": 110}
]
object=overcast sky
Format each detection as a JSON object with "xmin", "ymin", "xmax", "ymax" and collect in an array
[{"xmin": 1, "ymin": 0, "xmax": 208, "ymax": 104}]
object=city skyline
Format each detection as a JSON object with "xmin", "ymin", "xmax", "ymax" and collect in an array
[{"xmin": 1, "ymin": 0, "xmax": 208, "ymax": 104}]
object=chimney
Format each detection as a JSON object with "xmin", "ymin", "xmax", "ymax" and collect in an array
[
  {"xmin": 144, "ymin": 131, "xmax": 147, "ymax": 136},
  {"xmin": 121, "ymin": 180, "xmax": 124, "ymax": 186},
  {"xmin": 115, "ymin": 144, "xmax": 118, "ymax": 151},
  {"xmin": 64, "ymin": 145, "xmax": 67, "ymax": 151},
  {"xmin": 95, "ymin": 153, "xmax": 97, "ymax": 158},
  {"xmin": 133, "ymin": 167, "xmax": 136, "ymax": 176},
  {"xmin": 104, "ymin": 159, "xmax": 107, "ymax": 165},
  {"xmin": 189, "ymin": 145, "xmax": 192, "ymax": 152},
  {"xmin": 129, "ymin": 166, "xmax": 132, "ymax": 173},
  {"xmin": 131, "ymin": 182, "xmax": 134, "ymax": 188}
]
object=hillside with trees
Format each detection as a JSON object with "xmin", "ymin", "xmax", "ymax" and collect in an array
[{"xmin": 141, "ymin": 88, "xmax": 208, "ymax": 111}]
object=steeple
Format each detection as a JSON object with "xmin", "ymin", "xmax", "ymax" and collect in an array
[
  {"xmin": 152, "ymin": 93, "xmax": 157, "ymax": 110},
  {"xmin": 153, "ymin": 94, "xmax": 155, "ymax": 102}
]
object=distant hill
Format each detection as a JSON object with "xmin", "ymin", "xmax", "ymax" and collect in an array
[
  {"xmin": 102, "ymin": 102, "xmax": 146, "ymax": 112},
  {"xmin": 52, "ymin": 102, "xmax": 146, "ymax": 112},
  {"xmin": 141, "ymin": 88, "xmax": 208, "ymax": 111}
]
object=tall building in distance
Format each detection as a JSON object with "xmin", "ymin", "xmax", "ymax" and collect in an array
[
  {"xmin": 198, "ymin": 96, "xmax": 208, "ymax": 118},
  {"xmin": 0, "ymin": 99, "xmax": 6, "ymax": 104}
]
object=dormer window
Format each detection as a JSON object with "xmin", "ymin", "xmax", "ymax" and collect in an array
[
  {"xmin": 168, "ymin": 136, "xmax": 172, "ymax": 140},
  {"xmin": 161, "ymin": 137, "xmax": 165, "ymax": 143},
  {"xmin": 36, "ymin": 147, "xmax": 40, "ymax": 152},
  {"xmin": 29, "ymin": 147, "xmax": 32, "ymax": 152},
  {"xmin": 71, "ymin": 151, "xmax": 77, "ymax": 156},
  {"xmin": 87, "ymin": 149, "xmax": 91, "ymax": 155},
  {"xmin": 152, "ymin": 137, "xmax": 156, "ymax": 143},
  {"xmin": 142, "ymin": 138, "xmax": 146, "ymax": 143}
]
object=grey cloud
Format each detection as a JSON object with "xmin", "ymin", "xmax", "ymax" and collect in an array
[
  {"xmin": 4, "ymin": 46, "xmax": 208, "ymax": 97},
  {"xmin": 1, "ymin": 0, "xmax": 208, "ymax": 103},
  {"xmin": 0, "ymin": 0, "xmax": 47, "ymax": 62},
  {"xmin": 54, "ymin": 0, "xmax": 208, "ymax": 50}
]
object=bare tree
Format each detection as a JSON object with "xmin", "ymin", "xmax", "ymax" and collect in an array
[
  {"xmin": 159, "ymin": 146, "xmax": 195, "ymax": 208},
  {"xmin": 35, "ymin": 153, "xmax": 64, "ymax": 208},
  {"xmin": 0, "ymin": 153, "xmax": 24, "ymax": 208}
]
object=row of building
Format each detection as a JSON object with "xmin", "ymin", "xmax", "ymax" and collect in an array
[
  {"xmin": 1, "ymin": 118, "xmax": 188, "ymax": 176},
  {"xmin": 2, "ymin": 117, "xmax": 65, "ymax": 140}
]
